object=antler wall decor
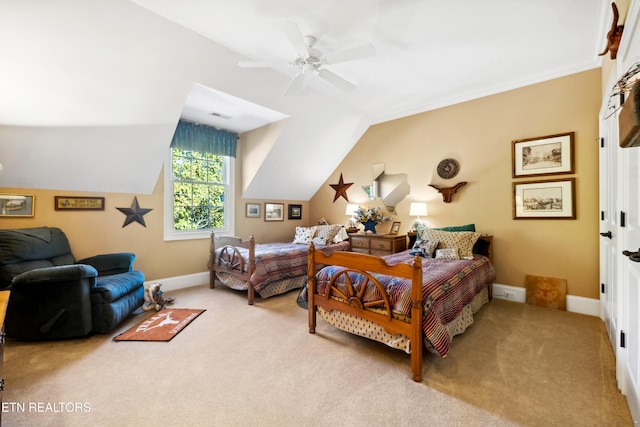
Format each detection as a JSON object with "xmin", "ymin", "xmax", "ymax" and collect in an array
[
  {"xmin": 429, "ymin": 182, "xmax": 467, "ymax": 203},
  {"xmin": 599, "ymin": 2, "xmax": 624, "ymax": 60}
]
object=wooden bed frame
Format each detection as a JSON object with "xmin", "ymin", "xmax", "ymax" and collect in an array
[
  {"xmin": 209, "ymin": 233, "xmax": 257, "ymax": 304},
  {"xmin": 306, "ymin": 235, "xmax": 493, "ymax": 382}
]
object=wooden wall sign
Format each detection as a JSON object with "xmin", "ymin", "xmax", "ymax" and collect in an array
[{"xmin": 55, "ymin": 196, "xmax": 105, "ymax": 210}]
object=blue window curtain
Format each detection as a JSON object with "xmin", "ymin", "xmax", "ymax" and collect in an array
[{"xmin": 170, "ymin": 119, "xmax": 237, "ymax": 157}]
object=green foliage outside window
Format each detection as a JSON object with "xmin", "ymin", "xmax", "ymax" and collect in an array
[{"xmin": 171, "ymin": 148, "xmax": 226, "ymax": 230}]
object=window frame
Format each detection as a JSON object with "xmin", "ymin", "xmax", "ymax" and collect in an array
[{"xmin": 163, "ymin": 148, "xmax": 235, "ymax": 241}]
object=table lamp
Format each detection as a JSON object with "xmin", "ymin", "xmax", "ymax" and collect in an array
[
  {"xmin": 409, "ymin": 202, "xmax": 428, "ymax": 231},
  {"xmin": 345, "ymin": 204, "xmax": 359, "ymax": 232}
]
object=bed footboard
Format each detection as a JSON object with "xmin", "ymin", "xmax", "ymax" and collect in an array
[
  {"xmin": 307, "ymin": 243, "xmax": 424, "ymax": 382},
  {"xmin": 209, "ymin": 233, "xmax": 256, "ymax": 304}
]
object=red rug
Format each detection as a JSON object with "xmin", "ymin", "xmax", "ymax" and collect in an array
[{"xmin": 113, "ymin": 308, "xmax": 205, "ymax": 342}]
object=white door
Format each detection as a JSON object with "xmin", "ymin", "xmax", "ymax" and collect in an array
[
  {"xmin": 601, "ymin": 78, "xmax": 640, "ymax": 425},
  {"xmin": 617, "ymin": 142, "xmax": 640, "ymax": 421},
  {"xmin": 599, "ymin": 105, "xmax": 619, "ymax": 352},
  {"xmin": 601, "ymin": 4, "xmax": 640, "ymax": 420},
  {"xmin": 619, "ymin": 141, "xmax": 640, "ymax": 422}
]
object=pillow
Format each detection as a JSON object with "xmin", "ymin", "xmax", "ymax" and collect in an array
[
  {"xmin": 409, "ymin": 239, "xmax": 439, "ymax": 257},
  {"xmin": 316, "ymin": 224, "xmax": 343, "ymax": 243},
  {"xmin": 419, "ymin": 227, "xmax": 480, "ymax": 259},
  {"xmin": 312, "ymin": 237, "xmax": 328, "ymax": 246},
  {"xmin": 435, "ymin": 248, "xmax": 460, "ymax": 260},
  {"xmin": 332, "ymin": 227, "xmax": 349, "ymax": 243},
  {"xmin": 293, "ymin": 226, "xmax": 317, "ymax": 244},
  {"xmin": 434, "ymin": 224, "xmax": 476, "ymax": 232},
  {"xmin": 433, "ymin": 224, "xmax": 484, "ymax": 254}
]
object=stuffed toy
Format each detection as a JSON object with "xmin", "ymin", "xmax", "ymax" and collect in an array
[{"xmin": 141, "ymin": 282, "xmax": 175, "ymax": 311}]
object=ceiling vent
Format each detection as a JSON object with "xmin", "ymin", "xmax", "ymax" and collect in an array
[{"xmin": 210, "ymin": 111, "xmax": 232, "ymax": 120}]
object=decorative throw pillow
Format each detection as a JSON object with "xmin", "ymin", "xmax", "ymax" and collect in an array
[
  {"xmin": 332, "ymin": 227, "xmax": 349, "ymax": 243},
  {"xmin": 410, "ymin": 239, "xmax": 439, "ymax": 257},
  {"xmin": 435, "ymin": 248, "xmax": 460, "ymax": 260},
  {"xmin": 293, "ymin": 226, "xmax": 317, "ymax": 244},
  {"xmin": 316, "ymin": 224, "xmax": 343, "ymax": 243},
  {"xmin": 312, "ymin": 237, "xmax": 328, "ymax": 246},
  {"xmin": 419, "ymin": 227, "xmax": 480, "ymax": 259},
  {"xmin": 433, "ymin": 224, "xmax": 483, "ymax": 254}
]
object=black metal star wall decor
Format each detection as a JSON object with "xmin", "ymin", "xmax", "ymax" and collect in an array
[
  {"xmin": 116, "ymin": 196, "xmax": 153, "ymax": 227},
  {"xmin": 329, "ymin": 173, "xmax": 353, "ymax": 202}
]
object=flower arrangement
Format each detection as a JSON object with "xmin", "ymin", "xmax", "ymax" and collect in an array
[{"xmin": 353, "ymin": 206, "xmax": 391, "ymax": 225}]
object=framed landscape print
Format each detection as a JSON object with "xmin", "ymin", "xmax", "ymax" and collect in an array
[
  {"xmin": 288, "ymin": 204, "xmax": 302, "ymax": 220},
  {"xmin": 512, "ymin": 132, "xmax": 574, "ymax": 178},
  {"xmin": 0, "ymin": 193, "xmax": 35, "ymax": 217},
  {"xmin": 513, "ymin": 178, "xmax": 576, "ymax": 219},
  {"xmin": 246, "ymin": 203, "xmax": 261, "ymax": 218},
  {"xmin": 264, "ymin": 203, "xmax": 284, "ymax": 221}
]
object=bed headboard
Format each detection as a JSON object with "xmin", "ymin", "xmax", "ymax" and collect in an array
[
  {"xmin": 475, "ymin": 235, "xmax": 493, "ymax": 263},
  {"xmin": 208, "ymin": 232, "xmax": 256, "ymax": 292}
]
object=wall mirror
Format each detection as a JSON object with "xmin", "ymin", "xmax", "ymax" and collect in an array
[{"xmin": 363, "ymin": 163, "xmax": 410, "ymax": 207}]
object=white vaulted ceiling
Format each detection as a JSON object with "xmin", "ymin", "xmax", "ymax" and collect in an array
[{"xmin": 0, "ymin": 0, "xmax": 609, "ymax": 198}]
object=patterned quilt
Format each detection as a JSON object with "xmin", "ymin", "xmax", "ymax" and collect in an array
[
  {"xmin": 310, "ymin": 251, "xmax": 496, "ymax": 357},
  {"xmin": 216, "ymin": 241, "xmax": 350, "ymax": 293}
]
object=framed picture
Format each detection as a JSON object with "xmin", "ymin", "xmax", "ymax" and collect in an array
[
  {"xmin": 264, "ymin": 203, "xmax": 284, "ymax": 221},
  {"xmin": 55, "ymin": 196, "xmax": 105, "ymax": 210},
  {"xmin": 246, "ymin": 203, "xmax": 261, "ymax": 218},
  {"xmin": 513, "ymin": 178, "xmax": 576, "ymax": 219},
  {"xmin": 0, "ymin": 193, "xmax": 35, "ymax": 217},
  {"xmin": 512, "ymin": 132, "xmax": 574, "ymax": 178},
  {"xmin": 288, "ymin": 204, "xmax": 302, "ymax": 220},
  {"xmin": 389, "ymin": 221, "xmax": 401, "ymax": 235}
]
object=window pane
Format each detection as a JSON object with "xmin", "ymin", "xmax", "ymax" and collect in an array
[
  {"xmin": 171, "ymin": 148, "xmax": 228, "ymax": 232},
  {"xmin": 192, "ymin": 158, "xmax": 208, "ymax": 182},
  {"xmin": 190, "ymin": 183, "xmax": 208, "ymax": 205},
  {"xmin": 173, "ymin": 182, "xmax": 192, "ymax": 205},
  {"xmin": 172, "ymin": 155, "xmax": 192, "ymax": 181}
]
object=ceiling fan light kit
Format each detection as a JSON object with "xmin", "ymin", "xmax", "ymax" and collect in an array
[{"xmin": 239, "ymin": 21, "xmax": 375, "ymax": 95}]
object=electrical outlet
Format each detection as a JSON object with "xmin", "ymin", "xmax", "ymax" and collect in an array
[{"xmin": 503, "ymin": 291, "xmax": 515, "ymax": 299}]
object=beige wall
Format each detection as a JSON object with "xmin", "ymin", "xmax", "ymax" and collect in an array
[
  {"xmin": 310, "ymin": 68, "xmax": 602, "ymax": 299},
  {"xmin": 1, "ymin": 69, "xmax": 602, "ymax": 297},
  {"xmin": 0, "ymin": 135, "xmax": 309, "ymax": 282}
]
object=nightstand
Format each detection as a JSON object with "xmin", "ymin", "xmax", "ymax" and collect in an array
[
  {"xmin": 407, "ymin": 231, "xmax": 418, "ymax": 248},
  {"xmin": 350, "ymin": 234, "xmax": 407, "ymax": 257}
]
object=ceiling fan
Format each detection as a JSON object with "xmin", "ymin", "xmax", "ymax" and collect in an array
[{"xmin": 238, "ymin": 22, "xmax": 376, "ymax": 96}]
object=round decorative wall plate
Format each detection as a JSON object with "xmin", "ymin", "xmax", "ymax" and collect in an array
[{"xmin": 437, "ymin": 158, "xmax": 460, "ymax": 179}]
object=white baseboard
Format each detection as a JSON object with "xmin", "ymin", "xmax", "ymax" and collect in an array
[
  {"xmin": 492, "ymin": 283, "xmax": 599, "ymax": 317},
  {"xmin": 145, "ymin": 276, "xmax": 601, "ymax": 317},
  {"xmin": 145, "ymin": 271, "xmax": 209, "ymax": 292}
]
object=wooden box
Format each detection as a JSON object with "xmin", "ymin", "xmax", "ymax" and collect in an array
[{"xmin": 619, "ymin": 82, "xmax": 640, "ymax": 147}]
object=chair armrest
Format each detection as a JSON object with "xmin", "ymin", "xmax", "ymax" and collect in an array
[
  {"xmin": 11, "ymin": 264, "xmax": 98, "ymax": 286},
  {"xmin": 77, "ymin": 253, "xmax": 135, "ymax": 276}
]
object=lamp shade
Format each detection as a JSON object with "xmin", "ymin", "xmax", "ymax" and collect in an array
[
  {"xmin": 345, "ymin": 204, "xmax": 359, "ymax": 216},
  {"xmin": 409, "ymin": 202, "xmax": 428, "ymax": 217}
]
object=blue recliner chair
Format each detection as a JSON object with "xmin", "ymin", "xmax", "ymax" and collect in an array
[{"xmin": 0, "ymin": 227, "xmax": 145, "ymax": 340}]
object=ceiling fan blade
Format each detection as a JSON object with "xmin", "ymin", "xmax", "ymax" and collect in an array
[
  {"xmin": 284, "ymin": 73, "xmax": 306, "ymax": 96},
  {"xmin": 317, "ymin": 69, "xmax": 356, "ymax": 91},
  {"xmin": 283, "ymin": 21, "xmax": 310, "ymax": 58},
  {"xmin": 238, "ymin": 60, "xmax": 283, "ymax": 68},
  {"xmin": 322, "ymin": 44, "xmax": 376, "ymax": 65}
]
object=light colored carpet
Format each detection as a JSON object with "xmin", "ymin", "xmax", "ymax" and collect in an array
[{"xmin": 2, "ymin": 284, "xmax": 632, "ymax": 426}]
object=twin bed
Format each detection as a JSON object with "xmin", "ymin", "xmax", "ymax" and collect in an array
[
  {"xmin": 210, "ymin": 225, "xmax": 495, "ymax": 381},
  {"xmin": 209, "ymin": 224, "xmax": 350, "ymax": 304}
]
